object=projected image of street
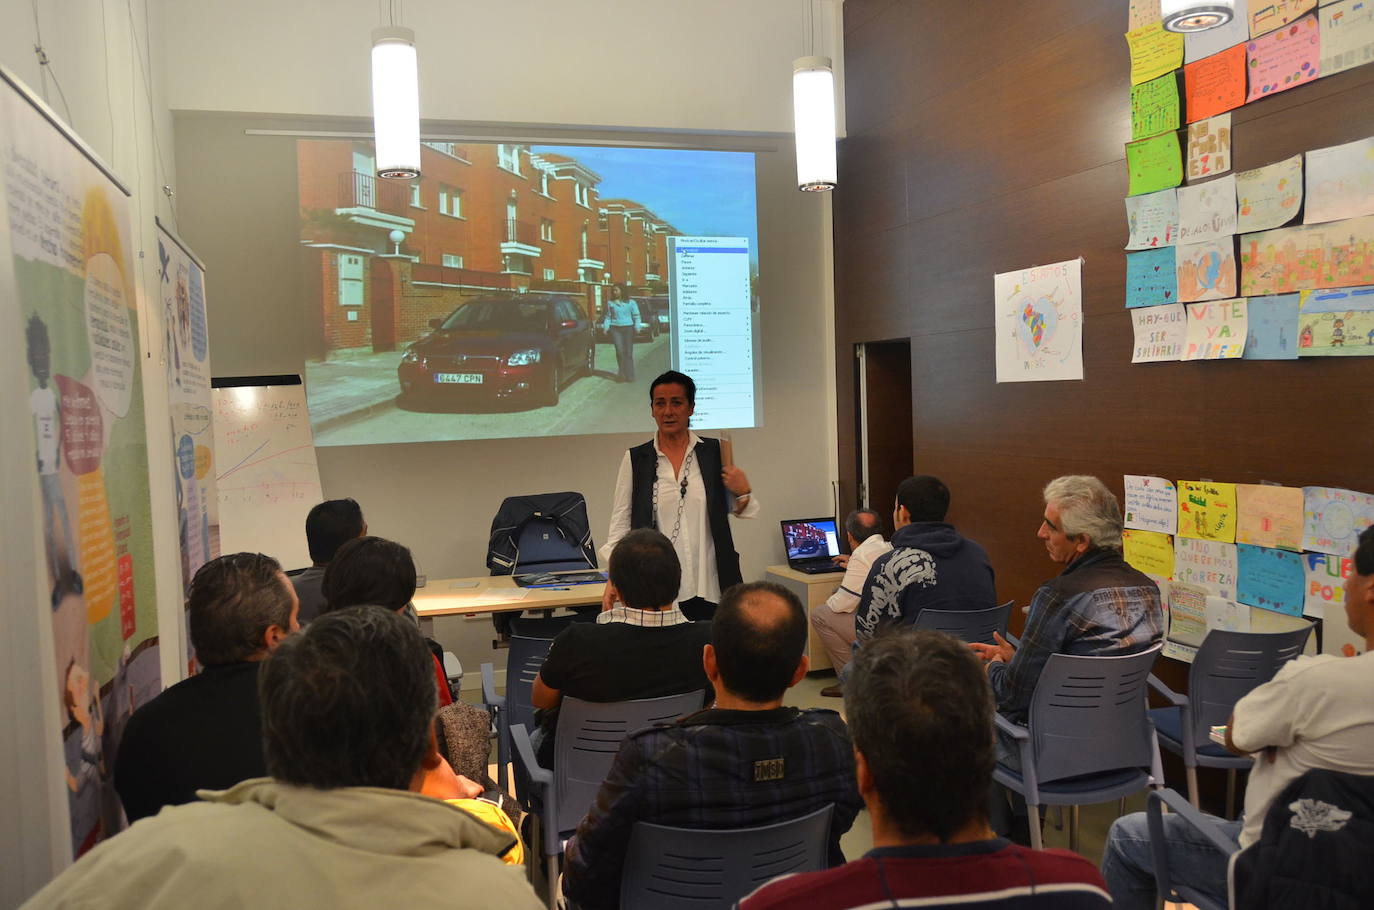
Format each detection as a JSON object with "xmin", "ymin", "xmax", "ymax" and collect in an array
[{"xmin": 297, "ymin": 140, "xmax": 759, "ymax": 446}]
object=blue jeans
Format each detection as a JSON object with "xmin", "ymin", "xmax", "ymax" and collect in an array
[
  {"xmin": 610, "ymin": 324, "xmax": 635, "ymax": 381},
  {"xmin": 1101, "ymin": 810, "xmax": 1241, "ymax": 910}
]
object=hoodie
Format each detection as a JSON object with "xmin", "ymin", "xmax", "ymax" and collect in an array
[{"xmin": 854, "ymin": 521, "xmax": 997, "ymax": 640}]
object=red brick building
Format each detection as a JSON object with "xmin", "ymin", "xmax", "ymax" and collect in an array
[{"xmin": 298, "ymin": 140, "xmax": 679, "ymax": 357}]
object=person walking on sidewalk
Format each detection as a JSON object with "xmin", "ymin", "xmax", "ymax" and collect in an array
[{"xmin": 602, "ymin": 285, "xmax": 641, "ymax": 383}]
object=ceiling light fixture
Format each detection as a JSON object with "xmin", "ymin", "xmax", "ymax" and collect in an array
[
  {"xmin": 371, "ymin": 24, "xmax": 420, "ymax": 179},
  {"xmin": 1161, "ymin": 0, "xmax": 1235, "ymax": 33}
]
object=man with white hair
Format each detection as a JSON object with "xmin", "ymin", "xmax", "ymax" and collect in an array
[{"xmin": 971, "ymin": 475, "xmax": 1163, "ymax": 725}]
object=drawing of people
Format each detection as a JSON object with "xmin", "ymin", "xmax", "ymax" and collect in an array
[
  {"xmin": 27, "ymin": 314, "xmax": 81, "ymax": 605},
  {"xmin": 1300, "ymin": 324, "xmax": 1314, "ymax": 348},
  {"xmin": 1367, "ymin": 326, "xmax": 1374, "ymax": 345},
  {"xmin": 1331, "ymin": 318, "xmax": 1345, "ymax": 346},
  {"xmin": 63, "ymin": 658, "xmax": 106, "ymax": 856}
]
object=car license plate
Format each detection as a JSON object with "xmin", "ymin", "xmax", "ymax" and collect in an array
[{"xmin": 434, "ymin": 373, "xmax": 483, "ymax": 384}]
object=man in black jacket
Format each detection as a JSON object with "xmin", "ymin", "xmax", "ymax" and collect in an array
[
  {"xmin": 113, "ymin": 553, "xmax": 299, "ymax": 821},
  {"xmin": 853, "ymin": 475, "xmax": 997, "ymax": 644}
]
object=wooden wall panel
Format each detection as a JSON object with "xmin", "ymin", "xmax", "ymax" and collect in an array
[{"xmin": 836, "ymin": 0, "xmax": 1374, "ymax": 612}]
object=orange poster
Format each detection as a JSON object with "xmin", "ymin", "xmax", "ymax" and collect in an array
[{"xmin": 1184, "ymin": 44, "xmax": 1246, "ymax": 123}]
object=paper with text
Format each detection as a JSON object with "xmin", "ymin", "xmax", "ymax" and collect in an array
[
  {"xmin": 1126, "ymin": 188, "xmax": 1180, "ymax": 249},
  {"xmin": 1236, "ymin": 484, "xmax": 1305, "ymax": 549},
  {"xmin": 1302, "ymin": 486, "xmax": 1374, "ymax": 556},
  {"xmin": 1128, "ymin": 133, "xmax": 1185, "ymax": 196},
  {"xmin": 1304, "ymin": 136, "xmax": 1374, "ymax": 225},
  {"xmin": 1177, "ymin": 238, "xmax": 1239, "ymax": 301},
  {"xmin": 1251, "ymin": 0, "xmax": 1318, "ymax": 35},
  {"xmin": 1240, "ymin": 215, "xmax": 1374, "ymax": 295},
  {"xmin": 994, "ymin": 259, "xmax": 1084, "ymax": 383},
  {"xmin": 1186, "ymin": 0, "xmax": 1252, "ymax": 61},
  {"xmin": 1128, "ymin": 23, "xmax": 1186, "ymax": 85},
  {"xmin": 1184, "ymin": 44, "xmax": 1248, "ymax": 122},
  {"xmin": 1132, "ymin": 303, "xmax": 1188, "ymax": 362},
  {"xmin": 1127, "ymin": 247, "xmax": 1180, "ymax": 308},
  {"xmin": 1187, "ymin": 115, "xmax": 1233, "ymax": 182},
  {"xmin": 1184, "ymin": 299, "xmax": 1248, "ymax": 358},
  {"xmin": 1178, "ymin": 480, "xmax": 1239, "ymax": 543},
  {"xmin": 1132, "ymin": 73, "xmax": 1182, "ymax": 140},
  {"xmin": 1168, "ymin": 581, "xmax": 1211, "ymax": 649},
  {"xmin": 1207, "ymin": 596, "xmax": 1252, "ymax": 632},
  {"xmin": 1304, "ymin": 552, "xmax": 1353, "ymax": 618},
  {"xmin": 1125, "ymin": 475, "xmax": 1179, "ymax": 533},
  {"xmin": 1124, "ymin": 529, "xmax": 1176, "ymax": 578},
  {"xmin": 1320, "ymin": 0, "xmax": 1374, "ymax": 77},
  {"xmin": 1246, "ymin": 14, "xmax": 1321, "ymax": 101},
  {"xmin": 1298, "ymin": 285, "xmax": 1374, "ymax": 356},
  {"xmin": 1236, "ymin": 155, "xmax": 1304, "ymax": 233},
  {"xmin": 1175, "ymin": 538, "xmax": 1240, "ymax": 598},
  {"xmin": 1178, "ymin": 173, "xmax": 1238, "ymax": 243},
  {"xmin": 1242, "ymin": 293, "xmax": 1301, "ymax": 359},
  {"xmin": 1238, "ymin": 544, "xmax": 1307, "ymax": 615}
]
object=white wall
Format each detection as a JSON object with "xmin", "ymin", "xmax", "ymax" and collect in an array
[
  {"xmin": 0, "ymin": 0, "xmax": 183, "ymax": 899},
  {"xmin": 161, "ymin": 0, "xmax": 844, "ymax": 134}
]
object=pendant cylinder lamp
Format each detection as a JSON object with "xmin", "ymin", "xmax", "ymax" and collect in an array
[
  {"xmin": 371, "ymin": 26, "xmax": 421, "ymax": 179},
  {"xmin": 1160, "ymin": 0, "xmax": 1235, "ymax": 32},
  {"xmin": 793, "ymin": 56, "xmax": 837, "ymax": 192}
]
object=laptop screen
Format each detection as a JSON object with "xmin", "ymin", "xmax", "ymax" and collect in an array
[{"xmin": 782, "ymin": 518, "xmax": 841, "ymax": 561}]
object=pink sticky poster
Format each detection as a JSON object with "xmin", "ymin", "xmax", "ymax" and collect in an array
[{"xmin": 1246, "ymin": 14, "xmax": 1321, "ymax": 101}]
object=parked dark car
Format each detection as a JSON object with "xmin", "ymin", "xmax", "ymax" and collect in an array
[
  {"xmin": 642, "ymin": 295, "xmax": 670, "ymax": 336},
  {"xmin": 397, "ymin": 294, "xmax": 594, "ymax": 407}
]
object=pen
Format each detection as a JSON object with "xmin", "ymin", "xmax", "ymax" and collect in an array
[{"xmin": 544, "ymin": 586, "xmax": 572, "ymax": 591}]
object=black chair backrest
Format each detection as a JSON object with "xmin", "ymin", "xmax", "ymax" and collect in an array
[
  {"xmin": 1187, "ymin": 625, "xmax": 1313, "ymax": 747},
  {"xmin": 913, "ymin": 600, "xmax": 1013, "ymax": 644}
]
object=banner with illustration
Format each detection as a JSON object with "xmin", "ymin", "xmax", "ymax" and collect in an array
[
  {"xmin": 156, "ymin": 220, "xmax": 218, "ymax": 669},
  {"xmin": 1, "ymin": 72, "xmax": 160, "ymax": 858}
]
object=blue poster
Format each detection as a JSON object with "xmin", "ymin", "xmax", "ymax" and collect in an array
[
  {"xmin": 1126, "ymin": 247, "xmax": 1178, "ymax": 308},
  {"xmin": 1237, "ymin": 543, "xmax": 1306, "ymax": 616},
  {"xmin": 1242, "ymin": 294, "xmax": 1300, "ymax": 360}
]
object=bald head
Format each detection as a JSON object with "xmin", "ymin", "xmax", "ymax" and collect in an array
[{"xmin": 711, "ymin": 582, "xmax": 808, "ymax": 702}]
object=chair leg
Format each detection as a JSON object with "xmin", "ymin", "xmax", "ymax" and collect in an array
[
  {"xmin": 1051, "ymin": 805, "xmax": 1064, "ymax": 831},
  {"xmin": 1028, "ymin": 804, "xmax": 1043, "ymax": 850},
  {"xmin": 1186, "ymin": 766, "xmax": 1200, "ymax": 809},
  {"xmin": 1117, "ymin": 796, "xmax": 1127, "ymax": 818},
  {"xmin": 1226, "ymin": 769, "xmax": 1238, "ymax": 820},
  {"xmin": 546, "ymin": 854, "xmax": 559, "ymax": 910},
  {"xmin": 1069, "ymin": 805, "xmax": 1081, "ymax": 853}
]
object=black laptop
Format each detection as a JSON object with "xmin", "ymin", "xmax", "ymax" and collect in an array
[{"xmin": 781, "ymin": 517, "xmax": 844, "ymax": 574}]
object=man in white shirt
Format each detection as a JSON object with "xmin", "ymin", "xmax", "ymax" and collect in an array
[
  {"xmin": 27, "ymin": 312, "xmax": 78, "ymax": 601},
  {"xmin": 601, "ymin": 371, "xmax": 759, "ymax": 621},
  {"xmin": 811, "ymin": 509, "xmax": 890, "ymax": 695},
  {"xmin": 1101, "ymin": 523, "xmax": 1374, "ymax": 909}
]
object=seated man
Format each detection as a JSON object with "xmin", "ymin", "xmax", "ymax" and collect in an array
[
  {"xmin": 27, "ymin": 607, "xmax": 542, "ymax": 909},
  {"xmin": 740, "ymin": 629, "xmax": 1110, "ymax": 909},
  {"xmin": 288, "ymin": 498, "xmax": 366, "ymax": 623},
  {"xmin": 809, "ymin": 509, "xmax": 890, "ymax": 694},
  {"xmin": 562, "ymin": 581, "xmax": 864, "ymax": 910},
  {"xmin": 113, "ymin": 552, "xmax": 299, "ymax": 822},
  {"xmin": 972, "ymin": 475, "xmax": 1163, "ymax": 727},
  {"xmin": 1101, "ymin": 524, "xmax": 1374, "ymax": 910},
  {"xmin": 530, "ymin": 528, "xmax": 713, "ymax": 768},
  {"xmin": 853, "ymin": 475, "xmax": 996, "ymax": 644}
]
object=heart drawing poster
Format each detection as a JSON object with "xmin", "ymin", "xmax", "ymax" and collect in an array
[{"xmin": 995, "ymin": 258, "xmax": 1084, "ymax": 383}]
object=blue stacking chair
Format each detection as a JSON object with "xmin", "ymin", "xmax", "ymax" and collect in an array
[
  {"xmin": 914, "ymin": 600, "xmax": 1014, "ymax": 645},
  {"xmin": 481, "ymin": 632, "xmax": 558, "ymax": 791},
  {"xmin": 619, "ymin": 804, "xmax": 834, "ymax": 909},
  {"xmin": 994, "ymin": 644, "xmax": 1165, "ymax": 851},
  {"xmin": 1147, "ymin": 624, "xmax": 1313, "ymax": 813},
  {"xmin": 512, "ymin": 691, "xmax": 705, "ymax": 909}
]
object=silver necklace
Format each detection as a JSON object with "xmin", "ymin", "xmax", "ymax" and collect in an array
[{"xmin": 652, "ymin": 447, "xmax": 695, "ymax": 543}]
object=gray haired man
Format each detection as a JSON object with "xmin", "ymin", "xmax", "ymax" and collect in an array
[{"xmin": 810, "ymin": 509, "xmax": 890, "ymax": 693}]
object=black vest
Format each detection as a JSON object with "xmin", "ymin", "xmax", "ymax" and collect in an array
[{"xmin": 628, "ymin": 436, "xmax": 742, "ymax": 595}]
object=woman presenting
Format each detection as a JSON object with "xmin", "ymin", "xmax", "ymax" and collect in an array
[{"xmin": 600, "ymin": 370, "xmax": 759, "ymax": 621}]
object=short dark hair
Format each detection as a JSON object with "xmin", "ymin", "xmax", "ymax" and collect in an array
[
  {"xmin": 711, "ymin": 582, "xmax": 807, "ymax": 702},
  {"xmin": 609, "ymin": 529, "xmax": 681, "ymax": 609},
  {"xmin": 845, "ymin": 509, "xmax": 883, "ymax": 543},
  {"xmin": 896, "ymin": 475, "xmax": 950, "ymax": 523},
  {"xmin": 846, "ymin": 629, "xmax": 995, "ymax": 842},
  {"xmin": 305, "ymin": 498, "xmax": 365, "ymax": 565},
  {"xmin": 187, "ymin": 553, "xmax": 294, "ymax": 665},
  {"xmin": 321, "ymin": 536, "xmax": 416, "ymax": 613},
  {"xmin": 649, "ymin": 370, "xmax": 696, "ymax": 406},
  {"xmin": 260, "ymin": 606, "xmax": 435, "ymax": 790},
  {"xmin": 1356, "ymin": 525, "xmax": 1374, "ymax": 576}
]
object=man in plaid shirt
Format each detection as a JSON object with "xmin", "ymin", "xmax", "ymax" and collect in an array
[{"xmin": 561, "ymin": 581, "xmax": 862, "ymax": 910}]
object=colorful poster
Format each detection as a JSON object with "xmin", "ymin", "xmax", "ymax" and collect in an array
[
  {"xmin": 1302, "ymin": 486, "xmax": 1374, "ymax": 555},
  {"xmin": 1242, "ymin": 293, "xmax": 1301, "ymax": 358},
  {"xmin": 1177, "ymin": 238, "xmax": 1239, "ymax": 301},
  {"xmin": 1304, "ymin": 136, "xmax": 1374, "ymax": 225},
  {"xmin": 1246, "ymin": 14, "xmax": 1322, "ymax": 101},
  {"xmin": 1, "ymin": 73, "xmax": 160, "ymax": 858},
  {"xmin": 1239, "ymin": 215, "xmax": 1374, "ymax": 295},
  {"xmin": 1178, "ymin": 173, "xmax": 1238, "ymax": 243},
  {"xmin": 1236, "ymin": 154, "xmax": 1304, "ymax": 232},
  {"xmin": 1126, "ymin": 188, "xmax": 1180, "ymax": 249},
  {"xmin": 1178, "ymin": 480, "xmax": 1239, "ymax": 543},
  {"xmin": 1252, "ymin": 0, "xmax": 1319, "ymax": 35},
  {"xmin": 1124, "ymin": 529, "xmax": 1176, "ymax": 577},
  {"xmin": 1126, "ymin": 247, "xmax": 1180, "ymax": 307},
  {"xmin": 1320, "ymin": 0, "xmax": 1374, "ymax": 77},
  {"xmin": 1168, "ymin": 581, "xmax": 1211, "ymax": 653},
  {"xmin": 1186, "ymin": 115, "xmax": 1233, "ymax": 182},
  {"xmin": 1298, "ymin": 285, "xmax": 1374, "ymax": 355},
  {"xmin": 1132, "ymin": 73, "xmax": 1182, "ymax": 140},
  {"xmin": 1236, "ymin": 483, "xmax": 1306, "ymax": 549},
  {"xmin": 1128, "ymin": 133, "xmax": 1185, "ymax": 196},
  {"xmin": 1237, "ymin": 544, "xmax": 1307, "ymax": 615},
  {"xmin": 1132, "ymin": 303, "xmax": 1188, "ymax": 362},
  {"xmin": 1175, "ymin": 538, "xmax": 1241, "ymax": 598},
  {"xmin": 156, "ymin": 221, "xmax": 219, "ymax": 669},
  {"xmin": 1128, "ymin": 22, "xmax": 1186, "ymax": 85},
  {"xmin": 1130, "ymin": 0, "xmax": 1162, "ymax": 29},
  {"xmin": 1183, "ymin": 44, "xmax": 1248, "ymax": 122},
  {"xmin": 1186, "ymin": 0, "xmax": 1252, "ymax": 62},
  {"xmin": 1304, "ymin": 551, "xmax": 1353, "ymax": 618},
  {"xmin": 1184, "ymin": 298, "xmax": 1248, "ymax": 358},
  {"xmin": 994, "ymin": 259, "xmax": 1083, "ymax": 383},
  {"xmin": 1207, "ymin": 595, "xmax": 1253, "ymax": 632},
  {"xmin": 1125, "ymin": 474, "xmax": 1179, "ymax": 533}
]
